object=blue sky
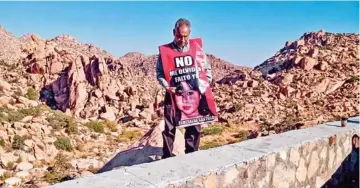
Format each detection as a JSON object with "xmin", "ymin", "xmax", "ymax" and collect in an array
[{"xmin": 0, "ymin": 1, "xmax": 358, "ymax": 68}]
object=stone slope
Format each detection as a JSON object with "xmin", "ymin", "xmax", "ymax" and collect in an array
[{"xmin": 0, "ymin": 25, "xmax": 22, "ymax": 65}]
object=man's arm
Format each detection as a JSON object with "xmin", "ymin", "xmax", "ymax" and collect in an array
[{"xmin": 155, "ymin": 55, "xmax": 169, "ymax": 88}]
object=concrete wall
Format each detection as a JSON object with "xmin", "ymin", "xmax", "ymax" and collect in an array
[{"xmin": 47, "ymin": 116, "xmax": 359, "ymax": 188}]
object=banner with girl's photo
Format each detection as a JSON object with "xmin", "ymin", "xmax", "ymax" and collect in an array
[{"xmin": 159, "ymin": 38, "xmax": 218, "ymax": 128}]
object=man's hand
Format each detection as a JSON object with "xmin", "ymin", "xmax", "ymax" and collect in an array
[{"xmin": 166, "ymin": 86, "xmax": 176, "ymax": 94}]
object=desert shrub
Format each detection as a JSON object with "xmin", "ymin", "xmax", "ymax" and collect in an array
[
  {"xmin": 44, "ymin": 171, "xmax": 63, "ymax": 184},
  {"xmin": 201, "ymin": 123, "xmax": 225, "ymax": 136},
  {"xmin": 117, "ymin": 129, "xmax": 142, "ymax": 142},
  {"xmin": 103, "ymin": 120, "xmax": 118, "ymax": 132},
  {"xmin": 44, "ymin": 152, "xmax": 72, "ymax": 184},
  {"xmin": 12, "ymin": 135, "xmax": 26, "ymax": 150},
  {"xmin": 199, "ymin": 140, "xmax": 223, "ymax": 150},
  {"xmin": 84, "ymin": 121, "xmax": 104, "ymax": 133},
  {"xmin": 0, "ymin": 105, "xmax": 47, "ymax": 123},
  {"xmin": 234, "ymin": 130, "xmax": 249, "ymax": 142},
  {"xmin": 199, "ymin": 137, "xmax": 227, "ymax": 150},
  {"xmin": 349, "ymin": 62, "xmax": 357, "ymax": 67},
  {"xmin": 0, "ymin": 138, "xmax": 5, "ymax": 147},
  {"xmin": 202, "ymin": 127, "xmax": 224, "ymax": 136},
  {"xmin": 0, "ymin": 171, "xmax": 12, "ymax": 181},
  {"xmin": 0, "ymin": 107, "xmax": 20, "ymax": 123},
  {"xmin": 234, "ymin": 102, "xmax": 245, "ymax": 111},
  {"xmin": 16, "ymin": 157, "xmax": 23, "ymax": 163},
  {"xmin": 6, "ymin": 161, "xmax": 14, "ymax": 170},
  {"xmin": 348, "ymin": 75, "xmax": 359, "ymax": 83},
  {"xmin": 25, "ymin": 87, "xmax": 39, "ymax": 100},
  {"xmin": 54, "ymin": 137, "xmax": 73, "ymax": 151},
  {"xmin": 18, "ymin": 105, "xmax": 46, "ymax": 117},
  {"xmin": 46, "ymin": 112, "xmax": 78, "ymax": 134}
]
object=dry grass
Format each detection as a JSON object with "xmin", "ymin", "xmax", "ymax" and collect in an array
[
  {"xmin": 0, "ymin": 105, "xmax": 49, "ymax": 123},
  {"xmin": 54, "ymin": 137, "xmax": 73, "ymax": 151},
  {"xmin": 46, "ymin": 111, "xmax": 78, "ymax": 134},
  {"xmin": 43, "ymin": 152, "xmax": 72, "ymax": 184},
  {"xmin": 116, "ymin": 129, "xmax": 143, "ymax": 143},
  {"xmin": 25, "ymin": 87, "xmax": 39, "ymax": 100},
  {"xmin": 103, "ymin": 120, "xmax": 118, "ymax": 132},
  {"xmin": 199, "ymin": 122, "xmax": 251, "ymax": 150},
  {"xmin": 83, "ymin": 121, "xmax": 104, "ymax": 133},
  {"xmin": 0, "ymin": 171, "xmax": 12, "ymax": 181}
]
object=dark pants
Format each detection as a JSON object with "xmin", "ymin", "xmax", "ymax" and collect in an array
[{"xmin": 162, "ymin": 92, "xmax": 201, "ymax": 159}]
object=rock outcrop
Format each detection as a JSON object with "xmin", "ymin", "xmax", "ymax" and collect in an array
[{"xmin": 215, "ymin": 30, "xmax": 359, "ymax": 137}]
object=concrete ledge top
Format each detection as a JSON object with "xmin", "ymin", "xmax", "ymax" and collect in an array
[{"xmin": 47, "ymin": 116, "xmax": 360, "ymax": 188}]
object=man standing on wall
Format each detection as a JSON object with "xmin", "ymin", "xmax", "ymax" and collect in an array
[{"xmin": 155, "ymin": 18, "xmax": 215, "ymax": 159}]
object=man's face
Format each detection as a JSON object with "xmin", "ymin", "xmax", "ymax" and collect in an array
[{"xmin": 173, "ymin": 25, "xmax": 190, "ymax": 48}]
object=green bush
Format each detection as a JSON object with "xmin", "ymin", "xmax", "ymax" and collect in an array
[
  {"xmin": 202, "ymin": 127, "xmax": 224, "ymax": 136},
  {"xmin": 104, "ymin": 120, "xmax": 118, "ymax": 132},
  {"xmin": 234, "ymin": 131, "xmax": 249, "ymax": 142},
  {"xmin": 44, "ymin": 171, "xmax": 63, "ymax": 184},
  {"xmin": 234, "ymin": 102, "xmax": 245, "ymax": 111},
  {"xmin": 199, "ymin": 140, "xmax": 223, "ymax": 150},
  {"xmin": 117, "ymin": 129, "xmax": 142, "ymax": 142},
  {"xmin": 12, "ymin": 135, "xmax": 25, "ymax": 150},
  {"xmin": 44, "ymin": 152, "xmax": 72, "ymax": 184},
  {"xmin": 0, "ymin": 138, "xmax": 5, "ymax": 147},
  {"xmin": 25, "ymin": 87, "xmax": 39, "ymax": 100},
  {"xmin": 84, "ymin": 121, "xmax": 104, "ymax": 133},
  {"xmin": 348, "ymin": 75, "xmax": 359, "ymax": 83},
  {"xmin": 0, "ymin": 171, "xmax": 12, "ymax": 181},
  {"xmin": 54, "ymin": 137, "xmax": 73, "ymax": 151},
  {"xmin": 6, "ymin": 161, "xmax": 14, "ymax": 170},
  {"xmin": 201, "ymin": 123, "xmax": 225, "ymax": 136},
  {"xmin": 0, "ymin": 105, "xmax": 48, "ymax": 123},
  {"xmin": 46, "ymin": 112, "xmax": 78, "ymax": 134},
  {"xmin": 18, "ymin": 106, "xmax": 44, "ymax": 117}
]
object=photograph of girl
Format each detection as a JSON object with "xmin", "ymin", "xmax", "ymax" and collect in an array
[{"xmin": 169, "ymin": 74, "xmax": 216, "ymax": 127}]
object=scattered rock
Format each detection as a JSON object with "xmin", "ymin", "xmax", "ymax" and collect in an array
[
  {"xmin": 0, "ymin": 169, "xmax": 7, "ymax": 176},
  {"xmin": 0, "ymin": 79, "xmax": 11, "ymax": 92},
  {"xmin": 300, "ymin": 56, "xmax": 317, "ymax": 70},
  {"xmin": 16, "ymin": 171, "xmax": 31, "ymax": 179},
  {"xmin": 71, "ymin": 159, "xmax": 100, "ymax": 171},
  {"xmin": 16, "ymin": 162, "xmax": 33, "ymax": 171},
  {"xmin": 80, "ymin": 171, "xmax": 94, "ymax": 178},
  {"xmin": 5, "ymin": 177, "xmax": 22, "ymax": 186}
]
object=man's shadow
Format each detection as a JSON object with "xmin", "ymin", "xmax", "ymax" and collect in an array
[
  {"xmin": 322, "ymin": 134, "xmax": 359, "ymax": 188},
  {"xmin": 96, "ymin": 145, "xmax": 163, "ymax": 174}
]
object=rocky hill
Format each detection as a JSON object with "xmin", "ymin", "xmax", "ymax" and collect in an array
[
  {"xmin": 0, "ymin": 25, "xmax": 358, "ymax": 187},
  {"xmin": 214, "ymin": 30, "xmax": 359, "ymax": 138}
]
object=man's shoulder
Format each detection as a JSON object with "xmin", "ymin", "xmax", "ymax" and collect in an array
[{"xmin": 159, "ymin": 42, "xmax": 173, "ymax": 49}]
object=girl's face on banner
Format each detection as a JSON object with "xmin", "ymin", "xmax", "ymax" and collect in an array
[{"xmin": 175, "ymin": 81, "xmax": 200, "ymax": 116}]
